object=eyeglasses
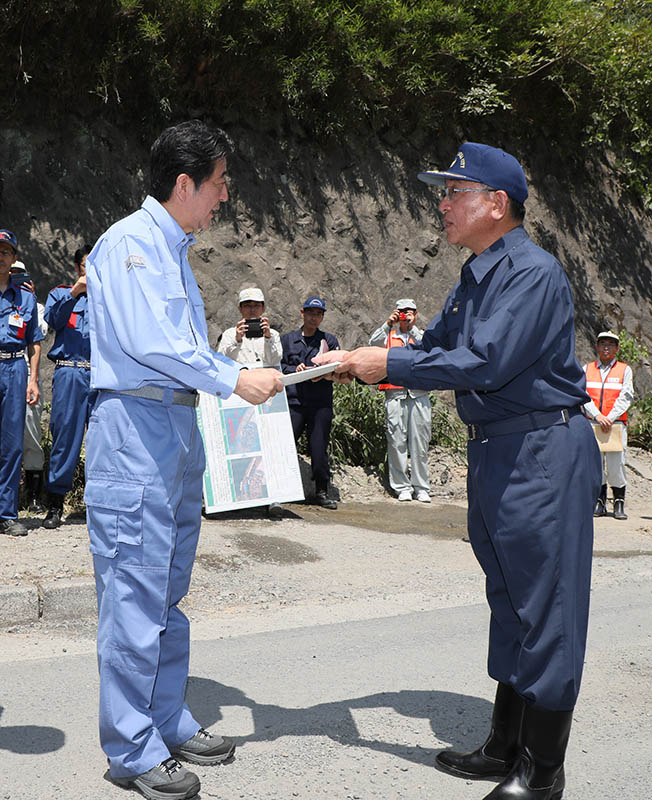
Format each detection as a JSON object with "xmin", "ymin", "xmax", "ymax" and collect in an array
[{"xmin": 437, "ymin": 187, "xmax": 495, "ymax": 201}]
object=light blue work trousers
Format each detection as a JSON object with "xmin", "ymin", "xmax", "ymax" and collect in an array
[{"xmin": 84, "ymin": 390, "xmax": 204, "ymax": 778}]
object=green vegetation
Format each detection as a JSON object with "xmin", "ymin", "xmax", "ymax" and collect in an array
[
  {"xmin": 617, "ymin": 330, "xmax": 652, "ymax": 451},
  {"xmin": 2, "ymin": 0, "xmax": 652, "ymax": 201}
]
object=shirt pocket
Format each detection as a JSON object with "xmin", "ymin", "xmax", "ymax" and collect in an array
[
  {"xmin": 84, "ymin": 479, "xmax": 145, "ymax": 557},
  {"xmin": 164, "ymin": 272, "xmax": 190, "ymax": 337}
]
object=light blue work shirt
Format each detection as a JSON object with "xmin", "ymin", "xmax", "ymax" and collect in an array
[
  {"xmin": 86, "ymin": 195, "xmax": 241, "ymax": 397},
  {"xmin": 44, "ymin": 286, "xmax": 91, "ymax": 361}
]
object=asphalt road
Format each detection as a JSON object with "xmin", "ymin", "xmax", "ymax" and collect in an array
[{"xmin": 1, "ymin": 574, "xmax": 650, "ymax": 800}]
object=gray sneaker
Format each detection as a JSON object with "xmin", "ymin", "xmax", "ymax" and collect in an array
[
  {"xmin": 111, "ymin": 758, "xmax": 200, "ymax": 800},
  {"xmin": 0, "ymin": 518, "xmax": 28, "ymax": 536},
  {"xmin": 170, "ymin": 728, "xmax": 235, "ymax": 765}
]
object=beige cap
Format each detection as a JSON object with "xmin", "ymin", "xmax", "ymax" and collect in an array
[
  {"xmin": 395, "ymin": 298, "xmax": 416, "ymax": 310},
  {"xmin": 239, "ymin": 287, "xmax": 265, "ymax": 304},
  {"xmin": 597, "ymin": 330, "xmax": 619, "ymax": 344}
]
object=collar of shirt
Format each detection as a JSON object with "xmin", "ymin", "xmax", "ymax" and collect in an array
[
  {"xmin": 597, "ymin": 358, "xmax": 617, "ymax": 371},
  {"xmin": 141, "ymin": 195, "xmax": 196, "ymax": 258},
  {"xmin": 462, "ymin": 225, "xmax": 528, "ymax": 286}
]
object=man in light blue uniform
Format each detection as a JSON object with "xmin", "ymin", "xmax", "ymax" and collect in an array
[
  {"xmin": 85, "ymin": 121, "xmax": 283, "ymax": 800},
  {"xmin": 43, "ymin": 245, "xmax": 94, "ymax": 528},
  {"xmin": 0, "ymin": 229, "xmax": 44, "ymax": 537},
  {"xmin": 316, "ymin": 143, "xmax": 602, "ymax": 800}
]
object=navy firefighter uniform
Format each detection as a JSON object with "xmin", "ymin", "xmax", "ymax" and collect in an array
[
  {"xmin": 0, "ymin": 282, "xmax": 44, "ymax": 521},
  {"xmin": 388, "ymin": 225, "xmax": 601, "ymax": 712},
  {"xmin": 44, "ymin": 285, "xmax": 96, "ymax": 496},
  {"xmin": 85, "ymin": 195, "xmax": 242, "ymax": 779}
]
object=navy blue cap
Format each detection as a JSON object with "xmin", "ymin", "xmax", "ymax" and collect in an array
[
  {"xmin": 418, "ymin": 142, "xmax": 528, "ymax": 204},
  {"xmin": 0, "ymin": 229, "xmax": 18, "ymax": 252},
  {"xmin": 303, "ymin": 296, "xmax": 326, "ymax": 311}
]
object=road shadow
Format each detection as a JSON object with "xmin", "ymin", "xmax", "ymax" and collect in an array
[
  {"xmin": 0, "ymin": 705, "xmax": 65, "ymax": 754},
  {"xmin": 185, "ymin": 678, "xmax": 491, "ymax": 767}
]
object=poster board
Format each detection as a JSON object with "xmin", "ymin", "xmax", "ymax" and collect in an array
[
  {"xmin": 196, "ymin": 387, "xmax": 304, "ymax": 513},
  {"xmin": 591, "ymin": 423, "xmax": 623, "ymax": 452}
]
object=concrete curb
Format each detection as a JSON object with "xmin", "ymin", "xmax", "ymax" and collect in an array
[{"xmin": 0, "ymin": 578, "xmax": 97, "ymax": 628}]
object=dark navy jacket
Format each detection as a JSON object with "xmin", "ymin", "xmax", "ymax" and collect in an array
[
  {"xmin": 281, "ymin": 328, "xmax": 340, "ymax": 408},
  {"xmin": 44, "ymin": 286, "xmax": 90, "ymax": 361},
  {"xmin": 387, "ymin": 226, "xmax": 589, "ymax": 425}
]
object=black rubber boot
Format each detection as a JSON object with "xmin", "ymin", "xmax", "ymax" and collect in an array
[
  {"xmin": 436, "ymin": 683, "xmax": 525, "ymax": 779},
  {"xmin": 43, "ymin": 492, "xmax": 65, "ymax": 530},
  {"xmin": 593, "ymin": 484, "xmax": 607, "ymax": 517},
  {"xmin": 25, "ymin": 470, "xmax": 45, "ymax": 513},
  {"xmin": 483, "ymin": 705, "xmax": 573, "ymax": 799},
  {"xmin": 613, "ymin": 486, "xmax": 627, "ymax": 520}
]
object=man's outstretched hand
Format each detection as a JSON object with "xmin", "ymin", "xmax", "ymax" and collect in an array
[{"xmin": 313, "ymin": 347, "xmax": 389, "ymax": 385}]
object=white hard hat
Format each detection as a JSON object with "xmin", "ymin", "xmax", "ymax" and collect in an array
[
  {"xmin": 395, "ymin": 298, "xmax": 416, "ymax": 310},
  {"xmin": 597, "ymin": 330, "xmax": 619, "ymax": 344}
]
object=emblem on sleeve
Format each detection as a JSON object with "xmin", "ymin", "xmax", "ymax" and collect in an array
[{"xmin": 125, "ymin": 254, "xmax": 146, "ymax": 271}]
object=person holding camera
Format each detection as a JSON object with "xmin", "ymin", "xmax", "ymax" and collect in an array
[
  {"xmin": 218, "ymin": 287, "xmax": 282, "ymax": 367},
  {"xmin": 369, "ymin": 299, "xmax": 432, "ymax": 502},
  {"xmin": 42, "ymin": 244, "xmax": 95, "ymax": 529},
  {"xmin": 0, "ymin": 229, "xmax": 44, "ymax": 537}
]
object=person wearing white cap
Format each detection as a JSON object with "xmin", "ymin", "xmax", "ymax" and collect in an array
[
  {"xmin": 369, "ymin": 299, "xmax": 431, "ymax": 502},
  {"xmin": 583, "ymin": 330, "xmax": 633, "ymax": 520},
  {"xmin": 218, "ymin": 287, "xmax": 282, "ymax": 369}
]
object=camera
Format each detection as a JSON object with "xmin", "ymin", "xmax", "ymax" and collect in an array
[
  {"xmin": 10, "ymin": 272, "xmax": 31, "ymax": 286},
  {"xmin": 398, "ymin": 312, "xmax": 408, "ymax": 321},
  {"xmin": 245, "ymin": 317, "xmax": 264, "ymax": 338}
]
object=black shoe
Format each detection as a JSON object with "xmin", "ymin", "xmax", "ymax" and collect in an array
[
  {"xmin": 436, "ymin": 683, "xmax": 524, "ymax": 780},
  {"xmin": 111, "ymin": 757, "xmax": 200, "ymax": 799},
  {"xmin": 170, "ymin": 728, "xmax": 235, "ymax": 766},
  {"xmin": 613, "ymin": 499, "xmax": 628, "ymax": 520},
  {"xmin": 593, "ymin": 499, "xmax": 607, "ymax": 517},
  {"xmin": 43, "ymin": 508, "xmax": 63, "ymax": 530},
  {"xmin": 0, "ymin": 518, "xmax": 28, "ymax": 537},
  {"xmin": 315, "ymin": 490, "xmax": 337, "ymax": 509},
  {"xmin": 483, "ymin": 705, "xmax": 573, "ymax": 799},
  {"xmin": 267, "ymin": 502, "xmax": 284, "ymax": 519},
  {"xmin": 24, "ymin": 470, "xmax": 45, "ymax": 513}
]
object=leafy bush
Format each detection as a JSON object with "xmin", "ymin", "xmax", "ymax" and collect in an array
[
  {"xmin": 629, "ymin": 396, "xmax": 652, "ymax": 450},
  {"xmin": 2, "ymin": 1, "xmax": 652, "ymax": 200}
]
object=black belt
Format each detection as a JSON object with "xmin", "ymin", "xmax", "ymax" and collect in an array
[
  {"xmin": 101, "ymin": 386, "xmax": 199, "ymax": 408},
  {"xmin": 0, "ymin": 350, "xmax": 25, "ymax": 360},
  {"xmin": 467, "ymin": 408, "xmax": 578, "ymax": 441},
  {"xmin": 55, "ymin": 359, "xmax": 91, "ymax": 369}
]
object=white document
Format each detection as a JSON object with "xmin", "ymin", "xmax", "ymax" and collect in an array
[
  {"xmin": 281, "ymin": 361, "xmax": 342, "ymax": 385},
  {"xmin": 197, "ymin": 388, "xmax": 304, "ymax": 513}
]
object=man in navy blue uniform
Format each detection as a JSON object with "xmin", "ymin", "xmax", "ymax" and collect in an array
[
  {"xmin": 281, "ymin": 296, "xmax": 340, "ymax": 509},
  {"xmin": 43, "ymin": 244, "xmax": 94, "ymax": 529},
  {"xmin": 0, "ymin": 230, "xmax": 44, "ymax": 537},
  {"xmin": 85, "ymin": 121, "xmax": 283, "ymax": 799},
  {"xmin": 316, "ymin": 143, "xmax": 601, "ymax": 800}
]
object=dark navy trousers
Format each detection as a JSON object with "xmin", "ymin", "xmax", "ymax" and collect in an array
[
  {"xmin": 290, "ymin": 404, "xmax": 333, "ymax": 484},
  {"xmin": 0, "ymin": 358, "xmax": 27, "ymax": 519},
  {"xmin": 48, "ymin": 366, "xmax": 95, "ymax": 495},
  {"xmin": 467, "ymin": 411, "xmax": 601, "ymax": 710}
]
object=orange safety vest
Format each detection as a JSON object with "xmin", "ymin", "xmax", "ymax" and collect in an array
[
  {"xmin": 585, "ymin": 360, "xmax": 628, "ymax": 423},
  {"xmin": 379, "ymin": 329, "xmax": 417, "ymax": 391}
]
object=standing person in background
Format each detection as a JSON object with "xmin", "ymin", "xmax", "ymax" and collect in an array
[
  {"xmin": 10, "ymin": 260, "xmax": 49, "ymax": 513},
  {"xmin": 281, "ymin": 296, "xmax": 339, "ymax": 509},
  {"xmin": 0, "ymin": 230, "xmax": 44, "ymax": 537},
  {"xmin": 583, "ymin": 330, "xmax": 633, "ymax": 520},
  {"xmin": 42, "ymin": 244, "xmax": 94, "ymax": 529},
  {"xmin": 369, "ymin": 298, "xmax": 432, "ymax": 502},
  {"xmin": 85, "ymin": 120, "xmax": 282, "ymax": 800},
  {"xmin": 315, "ymin": 143, "xmax": 601, "ymax": 800},
  {"xmin": 219, "ymin": 286, "xmax": 284, "ymax": 518},
  {"xmin": 218, "ymin": 287, "xmax": 282, "ymax": 367}
]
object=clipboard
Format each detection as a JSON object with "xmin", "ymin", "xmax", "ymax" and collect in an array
[{"xmin": 591, "ymin": 423, "xmax": 623, "ymax": 452}]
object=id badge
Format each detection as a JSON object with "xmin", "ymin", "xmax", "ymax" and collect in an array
[{"xmin": 9, "ymin": 313, "xmax": 24, "ymax": 329}]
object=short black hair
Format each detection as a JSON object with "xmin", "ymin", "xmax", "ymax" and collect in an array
[
  {"xmin": 509, "ymin": 197, "xmax": 526, "ymax": 222},
  {"xmin": 74, "ymin": 244, "xmax": 92, "ymax": 267},
  {"xmin": 149, "ymin": 120, "xmax": 234, "ymax": 203}
]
